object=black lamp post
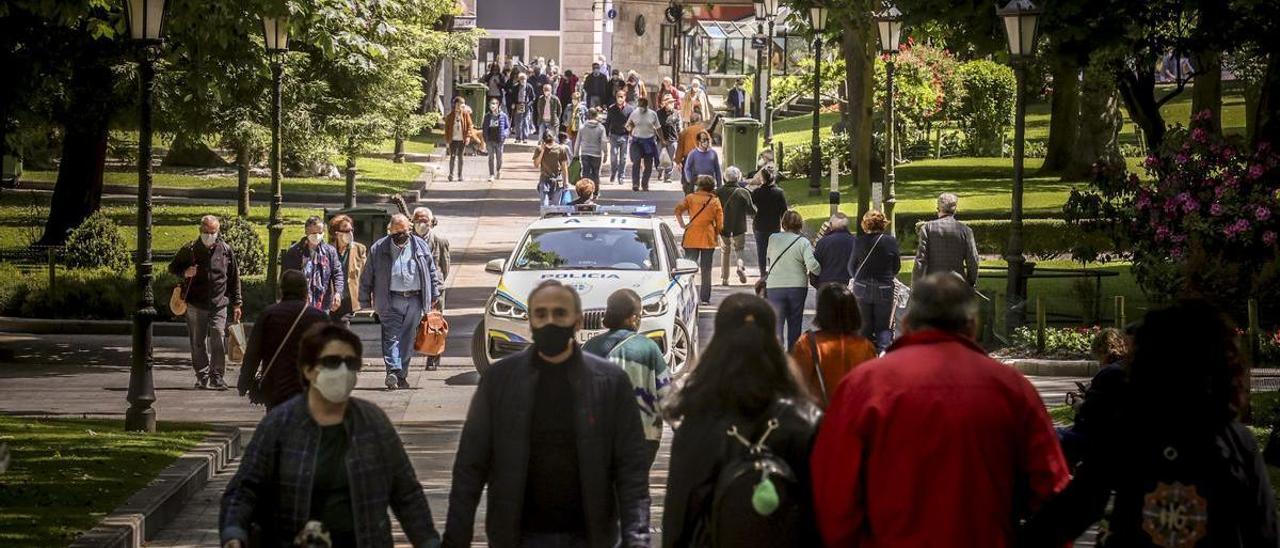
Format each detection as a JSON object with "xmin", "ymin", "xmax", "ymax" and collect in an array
[
  {"xmin": 998, "ymin": 0, "xmax": 1040, "ymax": 331},
  {"xmin": 754, "ymin": 2, "xmax": 766, "ymax": 121},
  {"xmin": 262, "ymin": 14, "xmax": 289, "ymax": 296},
  {"xmin": 757, "ymin": 0, "xmax": 779, "ymax": 145},
  {"xmin": 874, "ymin": 4, "xmax": 903, "ymax": 229},
  {"xmin": 124, "ymin": 0, "xmax": 168, "ymax": 433},
  {"xmin": 807, "ymin": 5, "xmax": 828, "ymax": 197}
]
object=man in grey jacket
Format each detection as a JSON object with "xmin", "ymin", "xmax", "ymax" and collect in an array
[
  {"xmin": 913, "ymin": 192, "xmax": 980, "ymax": 287},
  {"xmin": 358, "ymin": 214, "xmax": 442, "ymax": 390},
  {"xmin": 574, "ymin": 108, "xmax": 609, "ymax": 186}
]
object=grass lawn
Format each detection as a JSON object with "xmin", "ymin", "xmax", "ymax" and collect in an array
[
  {"xmin": 376, "ymin": 130, "xmax": 443, "ymax": 156},
  {"xmin": 0, "ymin": 416, "xmax": 208, "ymax": 545},
  {"xmin": 20, "ymin": 155, "xmax": 423, "ymax": 197},
  {"xmin": 0, "ymin": 193, "xmax": 326, "ymax": 253}
]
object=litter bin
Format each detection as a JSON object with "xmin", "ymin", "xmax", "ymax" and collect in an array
[
  {"xmin": 721, "ymin": 117, "xmax": 763, "ymax": 174},
  {"xmin": 1, "ymin": 155, "xmax": 20, "ymax": 188},
  {"xmin": 325, "ymin": 205, "xmax": 393, "ymax": 249},
  {"xmin": 455, "ymin": 83, "xmax": 489, "ymax": 119}
]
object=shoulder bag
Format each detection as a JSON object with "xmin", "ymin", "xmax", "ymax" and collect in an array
[
  {"xmin": 805, "ymin": 330, "xmax": 828, "ymax": 405},
  {"xmin": 247, "ymin": 306, "xmax": 309, "ymax": 405},
  {"xmin": 848, "ymin": 234, "xmax": 885, "ymax": 287},
  {"xmin": 679, "ymin": 196, "xmax": 715, "ymax": 247},
  {"xmin": 754, "ymin": 235, "xmax": 804, "ymax": 298}
]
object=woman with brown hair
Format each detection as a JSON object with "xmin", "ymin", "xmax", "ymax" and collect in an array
[
  {"xmin": 570, "ymin": 178, "xmax": 596, "ymax": 206},
  {"xmin": 328, "ymin": 214, "xmax": 367, "ymax": 328},
  {"xmin": 848, "ymin": 209, "xmax": 900, "ymax": 353},
  {"xmin": 790, "ymin": 283, "xmax": 877, "ymax": 407},
  {"xmin": 674, "ymin": 175, "xmax": 724, "ymax": 306}
]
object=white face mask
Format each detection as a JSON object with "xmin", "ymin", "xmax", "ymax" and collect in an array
[
  {"xmin": 414, "ymin": 222, "xmax": 430, "ymax": 236},
  {"xmin": 200, "ymin": 233, "xmax": 218, "ymax": 246},
  {"xmin": 307, "ymin": 233, "xmax": 323, "ymax": 245},
  {"xmin": 313, "ymin": 365, "xmax": 358, "ymax": 403}
]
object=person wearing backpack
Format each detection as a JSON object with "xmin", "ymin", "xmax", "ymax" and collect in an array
[
  {"xmin": 811, "ymin": 273, "xmax": 1068, "ymax": 547},
  {"xmin": 663, "ymin": 293, "xmax": 821, "ymax": 548},
  {"xmin": 583, "ymin": 289, "xmax": 672, "ymax": 470},
  {"xmin": 237, "ymin": 270, "xmax": 328, "ymax": 410},
  {"xmin": 1019, "ymin": 299, "xmax": 1279, "ymax": 547},
  {"xmin": 789, "ymin": 284, "xmax": 876, "ymax": 409}
]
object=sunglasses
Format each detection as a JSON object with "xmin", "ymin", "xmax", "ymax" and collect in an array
[{"xmin": 317, "ymin": 355, "xmax": 362, "ymax": 370}]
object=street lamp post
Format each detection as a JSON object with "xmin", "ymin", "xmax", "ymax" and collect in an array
[
  {"xmin": 874, "ymin": 4, "xmax": 903, "ymax": 229},
  {"xmin": 758, "ymin": 0, "xmax": 779, "ymax": 144},
  {"xmin": 124, "ymin": 0, "xmax": 168, "ymax": 433},
  {"xmin": 262, "ymin": 14, "xmax": 290, "ymax": 296},
  {"xmin": 807, "ymin": 5, "xmax": 829, "ymax": 197},
  {"xmin": 998, "ymin": 0, "xmax": 1040, "ymax": 331},
  {"xmin": 754, "ymin": 3, "xmax": 765, "ymax": 121}
]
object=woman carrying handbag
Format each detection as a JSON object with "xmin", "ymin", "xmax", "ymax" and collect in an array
[{"xmin": 238, "ymin": 270, "xmax": 328, "ymax": 410}]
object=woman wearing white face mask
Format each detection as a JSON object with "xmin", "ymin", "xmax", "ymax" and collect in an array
[
  {"xmin": 327, "ymin": 214, "xmax": 367, "ymax": 328},
  {"xmin": 282, "ymin": 216, "xmax": 346, "ymax": 316},
  {"xmin": 221, "ymin": 324, "xmax": 442, "ymax": 548}
]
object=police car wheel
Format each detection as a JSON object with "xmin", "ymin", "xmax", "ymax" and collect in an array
[{"xmin": 471, "ymin": 322, "xmax": 491, "ymax": 374}]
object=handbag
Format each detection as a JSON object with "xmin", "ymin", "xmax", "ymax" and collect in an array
[
  {"xmin": 247, "ymin": 306, "xmax": 309, "ymax": 405},
  {"xmin": 680, "ymin": 196, "xmax": 714, "ymax": 248},
  {"xmin": 754, "ymin": 235, "xmax": 805, "ymax": 298},
  {"xmin": 414, "ymin": 310, "xmax": 449, "ymax": 356}
]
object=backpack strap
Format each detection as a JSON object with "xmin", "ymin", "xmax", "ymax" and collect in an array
[{"xmin": 257, "ymin": 305, "xmax": 309, "ymax": 382}]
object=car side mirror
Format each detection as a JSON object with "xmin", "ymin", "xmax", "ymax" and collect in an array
[
  {"xmin": 485, "ymin": 258, "xmax": 506, "ymax": 274},
  {"xmin": 672, "ymin": 258, "xmax": 699, "ymax": 276}
]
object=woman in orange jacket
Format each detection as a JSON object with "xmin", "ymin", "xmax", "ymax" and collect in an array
[
  {"xmin": 674, "ymin": 174, "xmax": 724, "ymax": 306},
  {"xmin": 790, "ymin": 283, "xmax": 877, "ymax": 407}
]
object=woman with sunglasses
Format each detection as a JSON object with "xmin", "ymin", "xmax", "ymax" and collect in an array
[
  {"xmin": 328, "ymin": 214, "xmax": 367, "ymax": 329},
  {"xmin": 221, "ymin": 324, "xmax": 441, "ymax": 548}
]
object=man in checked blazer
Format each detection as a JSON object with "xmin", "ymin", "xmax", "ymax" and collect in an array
[{"xmin": 913, "ymin": 192, "xmax": 980, "ymax": 287}]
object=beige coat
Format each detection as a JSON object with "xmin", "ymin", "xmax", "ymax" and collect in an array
[{"xmin": 339, "ymin": 241, "xmax": 368, "ymax": 308}]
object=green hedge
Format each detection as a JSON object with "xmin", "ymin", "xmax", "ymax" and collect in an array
[
  {"xmin": 0, "ymin": 265, "xmax": 275, "ymax": 321},
  {"xmin": 902, "ymin": 218, "xmax": 1116, "ymax": 259}
]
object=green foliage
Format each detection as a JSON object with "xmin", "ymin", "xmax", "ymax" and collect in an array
[
  {"xmin": 955, "ymin": 60, "xmax": 1016, "ymax": 157},
  {"xmin": 0, "ymin": 416, "xmax": 207, "ymax": 546},
  {"xmin": 769, "ymin": 53, "xmax": 845, "ymax": 106},
  {"xmin": 61, "ymin": 211, "xmax": 130, "ymax": 272},
  {"xmin": 781, "ymin": 132, "xmax": 851, "ymax": 177},
  {"xmin": 219, "ymin": 215, "xmax": 266, "ymax": 276},
  {"xmin": 1010, "ymin": 325, "xmax": 1100, "ymax": 359},
  {"xmin": 873, "ymin": 42, "xmax": 956, "ymax": 157}
]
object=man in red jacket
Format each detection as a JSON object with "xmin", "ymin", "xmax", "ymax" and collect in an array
[{"xmin": 810, "ymin": 273, "xmax": 1069, "ymax": 547}]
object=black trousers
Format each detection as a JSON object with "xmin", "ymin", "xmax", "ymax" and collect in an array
[{"xmin": 684, "ymin": 247, "xmax": 715, "ymax": 303}]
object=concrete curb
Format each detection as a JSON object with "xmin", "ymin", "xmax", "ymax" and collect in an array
[
  {"xmin": 70, "ymin": 425, "xmax": 242, "ymax": 548},
  {"xmin": 1003, "ymin": 358, "xmax": 1100, "ymax": 377},
  {"xmin": 0, "ymin": 316, "xmax": 194, "ymax": 337},
  {"xmin": 19, "ymin": 181, "xmax": 421, "ymax": 205}
]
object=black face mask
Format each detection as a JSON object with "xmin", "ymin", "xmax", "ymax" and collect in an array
[
  {"xmin": 390, "ymin": 232, "xmax": 410, "ymax": 246},
  {"xmin": 531, "ymin": 324, "xmax": 575, "ymax": 356}
]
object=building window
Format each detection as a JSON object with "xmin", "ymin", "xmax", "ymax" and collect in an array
[{"xmin": 660, "ymin": 24, "xmax": 675, "ymax": 66}]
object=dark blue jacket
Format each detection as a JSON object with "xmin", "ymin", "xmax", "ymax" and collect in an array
[
  {"xmin": 482, "ymin": 111, "xmax": 511, "ymax": 142},
  {"xmin": 814, "ymin": 229, "xmax": 857, "ymax": 287},
  {"xmin": 358, "ymin": 234, "xmax": 441, "ymax": 317},
  {"xmin": 849, "ymin": 232, "xmax": 901, "ymax": 286}
]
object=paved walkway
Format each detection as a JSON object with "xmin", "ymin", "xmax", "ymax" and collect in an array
[{"xmin": 0, "ymin": 148, "xmax": 1096, "ymax": 546}]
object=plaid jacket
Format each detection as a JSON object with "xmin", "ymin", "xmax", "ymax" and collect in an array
[
  {"xmin": 912, "ymin": 215, "xmax": 980, "ymax": 286},
  {"xmin": 220, "ymin": 396, "xmax": 441, "ymax": 548}
]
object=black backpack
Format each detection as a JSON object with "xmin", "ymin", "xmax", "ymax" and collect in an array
[{"xmin": 693, "ymin": 412, "xmax": 805, "ymax": 546}]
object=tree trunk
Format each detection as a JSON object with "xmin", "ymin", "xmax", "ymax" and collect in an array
[
  {"xmin": 1116, "ymin": 59, "xmax": 1167, "ymax": 155},
  {"xmin": 1191, "ymin": 51, "xmax": 1223, "ymax": 133},
  {"xmin": 422, "ymin": 62, "xmax": 442, "ymax": 114},
  {"xmin": 1064, "ymin": 61, "xmax": 1124, "ymax": 180},
  {"xmin": 38, "ymin": 53, "xmax": 114, "ymax": 246},
  {"xmin": 1253, "ymin": 53, "xmax": 1280, "ymax": 149},
  {"xmin": 1039, "ymin": 56, "xmax": 1081, "ymax": 174},
  {"xmin": 841, "ymin": 16, "xmax": 874, "ymax": 229},
  {"xmin": 394, "ymin": 135, "xmax": 406, "ymax": 163},
  {"xmin": 236, "ymin": 145, "xmax": 251, "ymax": 217}
]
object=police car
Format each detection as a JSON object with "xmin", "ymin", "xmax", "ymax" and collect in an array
[{"xmin": 472, "ymin": 205, "xmax": 701, "ymax": 374}]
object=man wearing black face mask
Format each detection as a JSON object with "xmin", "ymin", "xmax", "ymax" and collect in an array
[{"xmin": 444, "ymin": 280, "xmax": 651, "ymax": 548}]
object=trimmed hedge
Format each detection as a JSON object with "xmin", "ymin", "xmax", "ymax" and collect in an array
[
  {"xmin": 0, "ymin": 265, "xmax": 275, "ymax": 321},
  {"xmin": 902, "ymin": 218, "xmax": 1116, "ymax": 259}
]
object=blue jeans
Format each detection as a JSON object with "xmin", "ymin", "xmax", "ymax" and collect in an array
[
  {"xmin": 768, "ymin": 286, "xmax": 809, "ymax": 351},
  {"xmin": 630, "ymin": 137, "xmax": 656, "ymax": 190},
  {"xmin": 609, "ymin": 133, "xmax": 629, "ymax": 181},
  {"xmin": 513, "ymin": 105, "xmax": 531, "ymax": 141},
  {"xmin": 853, "ymin": 280, "xmax": 895, "ymax": 352},
  {"xmin": 537, "ymin": 121, "xmax": 559, "ymax": 140},
  {"xmin": 580, "ymin": 155, "xmax": 601, "ymax": 185},
  {"xmin": 487, "ymin": 139, "xmax": 504, "ymax": 176},
  {"xmin": 380, "ymin": 292, "xmax": 424, "ymax": 378}
]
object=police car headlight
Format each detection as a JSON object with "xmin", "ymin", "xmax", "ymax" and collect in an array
[
  {"xmin": 642, "ymin": 296, "xmax": 668, "ymax": 317},
  {"xmin": 490, "ymin": 294, "xmax": 528, "ymax": 320}
]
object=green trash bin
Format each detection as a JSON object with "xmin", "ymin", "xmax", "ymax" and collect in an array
[
  {"xmin": 455, "ymin": 83, "xmax": 488, "ymax": 119},
  {"xmin": 721, "ymin": 117, "xmax": 763, "ymax": 175},
  {"xmin": 325, "ymin": 205, "xmax": 393, "ymax": 249}
]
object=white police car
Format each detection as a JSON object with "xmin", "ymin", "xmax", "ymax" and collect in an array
[{"xmin": 472, "ymin": 205, "xmax": 701, "ymax": 374}]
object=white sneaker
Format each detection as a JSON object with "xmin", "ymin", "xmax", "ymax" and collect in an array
[{"xmin": 488, "ymin": 175, "xmax": 495, "ymax": 182}]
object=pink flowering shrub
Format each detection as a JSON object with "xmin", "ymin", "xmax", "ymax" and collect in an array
[{"xmin": 1064, "ymin": 110, "xmax": 1280, "ymax": 316}]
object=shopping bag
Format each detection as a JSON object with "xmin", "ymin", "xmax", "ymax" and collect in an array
[
  {"xmin": 658, "ymin": 146, "xmax": 673, "ymax": 172},
  {"xmin": 225, "ymin": 322, "xmax": 247, "ymax": 363}
]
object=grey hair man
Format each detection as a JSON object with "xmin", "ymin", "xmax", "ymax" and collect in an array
[
  {"xmin": 358, "ymin": 213, "xmax": 442, "ymax": 390},
  {"xmin": 167, "ymin": 214, "xmax": 242, "ymax": 390},
  {"xmin": 912, "ymin": 192, "xmax": 979, "ymax": 287},
  {"xmin": 281, "ymin": 215, "xmax": 345, "ymax": 314},
  {"xmin": 411, "ymin": 206, "xmax": 451, "ymax": 371},
  {"xmin": 715, "ymin": 165, "xmax": 756, "ymax": 285}
]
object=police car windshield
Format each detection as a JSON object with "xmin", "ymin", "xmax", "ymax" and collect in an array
[{"xmin": 512, "ymin": 228, "xmax": 659, "ymax": 271}]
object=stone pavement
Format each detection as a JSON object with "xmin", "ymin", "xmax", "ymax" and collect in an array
[{"xmin": 0, "ymin": 147, "xmax": 1095, "ymax": 546}]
